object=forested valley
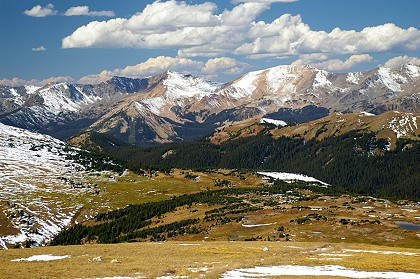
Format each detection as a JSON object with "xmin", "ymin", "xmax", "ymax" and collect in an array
[{"xmin": 71, "ymin": 129, "xmax": 420, "ymax": 201}]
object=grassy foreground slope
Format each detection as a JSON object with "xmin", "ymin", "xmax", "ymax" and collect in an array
[
  {"xmin": 50, "ymin": 173, "xmax": 420, "ymax": 249},
  {"xmin": 2, "ymin": 241, "xmax": 420, "ymax": 279}
]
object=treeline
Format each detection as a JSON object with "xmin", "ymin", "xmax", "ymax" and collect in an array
[
  {"xmin": 80, "ymin": 129, "xmax": 420, "ymax": 201},
  {"xmin": 51, "ymin": 180, "xmax": 341, "ymax": 246},
  {"xmin": 50, "ymin": 190, "xmax": 240, "ymax": 245},
  {"xmin": 65, "ymin": 149, "xmax": 144, "ymax": 175}
]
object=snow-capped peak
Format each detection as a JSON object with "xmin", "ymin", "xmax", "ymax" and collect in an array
[
  {"xmin": 228, "ymin": 65, "xmax": 317, "ymax": 99},
  {"xmin": 163, "ymin": 71, "xmax": 222, "ymax": 99}
]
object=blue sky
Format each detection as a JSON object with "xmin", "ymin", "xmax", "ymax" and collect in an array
[{"xmin": 1, "ymin": 0, "xmax": 420, "ymax": 86}]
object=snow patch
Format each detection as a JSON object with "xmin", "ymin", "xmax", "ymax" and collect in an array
[
  {"xmin": 242, "ymin": 222, "xmax": 276, "ymax": 228},
  {"xmin": 230, "ymin": 69, "xmax": 264, "ymax": 99},
  {"xmin": 11, "ymin": 254, "xmax": 70, "ymax": 262},
  {"xmin": 359, "ymin": 111, "xmax": 375, "ymax": 117},
  {"xmin": 313, "ymin": 71, "xmax": 332, "ymax": 87},
  {"xmin": 266, "ymin": 66, "xmax": 297, "ymax": 93},
  {"xmin": 343, "ymin": 249, "xmax": 419, "ymax": 256},
  {"xmin": 387, "ymin": 112, "xmax": 418, "ymax": 138},
  {"xmin": 221, "ymin": 265, "xmax": 420, "ymax": 279},
  {"xmin": 258, "ymin": 171, "xmax": 328, "ymax": 186},
  {"xmin": 260, "ymin": 118, "xmax": 287, "ymax": 127},
  {"xmin": 407, "ymin": 64, "xmax": 420, "ymax": 78},
  {"xmin": 138, "ymin": 98, "xmax": 164, "ymax": 116},
  {"xmin": 378, "ymin": 67, "xmax": 403, "ymax": 92},
  {"xmin": 346, "ymin": 72, "xmax": 362, "ymax": 84}
]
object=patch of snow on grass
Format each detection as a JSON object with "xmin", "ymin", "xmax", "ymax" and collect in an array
[
  {"xmin": 359, "ymin": 111, "xmax": 375, "ymax": 116},
  {"xmin": 11, "ymin": 254, "xmax": 70, "ymax": 262},
  {"xmin": 242, "ymin": 222, "xmax": 276, "ymax": 228},
  {"xmin": 387, "ymin": 113, "xmax": 418, "ymax": 138},
  {"xmin": 187, "ymin": 267, "xmax": 209, "ymax": 273},
  {"xmin": 258, "ymin": 171, "xmax": 328, "ymax": 186},
  {"xmin": 319, "ymin": 253, "xmax": 352, "ymax": 257},
  {"xmin": 156, "ymin": 276, "xmax": 187, "ymax": 279},
  {"xmin": 0, "ymin": 238, "xmax": 8, "ymax": 250},
  {"xmin": 343, "ymin": 249, "xmax": 419, "ymax": 256},
  {"xmin": 221, "ymin": 265, "xmax": 420, "ymax": 279}
]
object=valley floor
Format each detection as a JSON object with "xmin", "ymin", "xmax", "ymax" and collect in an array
[{"xmin": 1, "ymin": 241, "xmax": 420, "ymax": 279}]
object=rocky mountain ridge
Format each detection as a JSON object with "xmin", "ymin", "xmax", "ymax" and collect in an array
[{"xmin": 1, "ymin": 64, "xmax": 420, "ymax": 145}]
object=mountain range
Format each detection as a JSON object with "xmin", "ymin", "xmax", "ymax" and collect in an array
[
  {"xmin": 2, "ymin": 63, "xmax": 420, "ymax": 249},
  {"xmin": 1, "ymin": 64, "xmax": 420, "ymax": 145}
]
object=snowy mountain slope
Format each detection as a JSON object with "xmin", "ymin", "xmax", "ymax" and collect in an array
[
  {"xmin": 1, "ymin": 64, "xmax": 420, "ymax": 145},
  {"xmin": 0, "ymin": 123, "xmax": 97, "ymax": 249},
  {"xmin": 0, "ymin": 77, "xmax": 152, "ymax": 140}
]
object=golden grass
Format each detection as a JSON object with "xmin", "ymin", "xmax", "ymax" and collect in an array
[
  {"xmin": 68, "ymin": 169, "xmax": 264, "ymax": 223},
  {"xmin": 3, "ymin": 168, "xmax": 420, "ymax": 278},
  {"xmin": 1, "ymin": 241, "xmax": 420, "ymax": 279}
]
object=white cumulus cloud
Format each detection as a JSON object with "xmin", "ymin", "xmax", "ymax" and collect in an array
[
  {"xmin": 231, "ymin": 0, "xmax": 297, "ymax": 3},
  {"xmin": 0, "ymin": 76, "xmax": 74, "ymax": 87},
  {"xmin": 31, "ymin": 46, "xmax": 46, "ymax": 51},
  {"xmin": 203, "ymin": 57, "xmax": 250, "ymax": 75},
  {"xmin": 62, "ymin": 1, "xmax": 270, "ymax": 54},
  {"xmin": 24, "ymin": 3, "xmax": 57, "ymax": 17},
  {"xmin": 384, "ymin": 55, "xmax": 420, "ymax": 68},
  {"xmin": 123, "ymin": 1, "xmax": 220, "ymax": 32},
  {"xmin": 77, "ymin": 56, "xmax": 250, "ymax": 84},
  {"xmin": 61, "ymin": 1, "xmax": 420, "ymax": 62},
  {"xmin": 78, "ymin": 56, "xmax": 204, "ymax": 84},
  {"xmin": 63, "ymin": 6, "xmax": 115, "ymax": 17},
  {"xmin": 235, "ymin": 14, "xmax": 420, "ymax": 57},
  {"xmin": 292, "ymin": 54, "xmax": 373, "ymax": 71}
]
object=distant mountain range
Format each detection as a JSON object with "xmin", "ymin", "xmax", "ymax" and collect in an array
[
  {"xmin": 1, "ymin": 64, "xmax": 420, "ymax": 145},
  {"xmin": 2, "ymin": 63, "xmax": 420, "ymax": 249}
]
